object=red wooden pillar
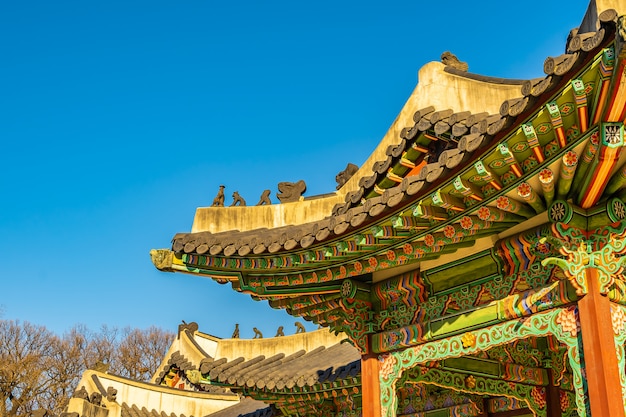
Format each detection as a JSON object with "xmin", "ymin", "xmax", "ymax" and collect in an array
[
  {"xmin": 362, "ymin": 336, "xmax": 382, "ymax": 417},
  {"xmin": 577, "ymin": 267, "xmax": 625, "ymax": 417}
]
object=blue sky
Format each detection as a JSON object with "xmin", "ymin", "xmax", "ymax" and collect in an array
[{"xmin": 1, "ymin": 0, "xmax": 590, "ymax": 339}]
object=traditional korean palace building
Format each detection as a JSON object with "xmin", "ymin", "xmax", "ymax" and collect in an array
[
  {"xmin": 64, "ymin": 324, "xmax": 359, "ymax": 417},
  {"xmin": 148, "ymin": 1, "xmax": 626, "ymax": 416},
  {"xmin": 64, "ymin": 1, "xmax": 626, "ymax": 416}
]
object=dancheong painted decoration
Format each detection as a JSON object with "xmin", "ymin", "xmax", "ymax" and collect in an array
[{"xmin": 60, "ymin": 1, "xmax": 626, "ymax": 417}]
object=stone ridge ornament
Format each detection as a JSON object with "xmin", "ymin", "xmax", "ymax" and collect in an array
[
  {"xmin": 211, "ymin": 185, "xmax": 225, "ymax": 207},
  {"xmin": 336, "ymin": 163, "xmax": 359, "ymax": 190},
  {"xmin": 256, "ymin": 189, "xmax": 271, "ymax": 205},
  {"xmin": 440, "ymin": 51, "xmax": 468, "ymax": 71},
  {"xmin": 230, "ymin": 191, "xmax": 246, "ymax": 206},
  {"xmin": 276, "ymin": 180, "xmax": 306, "ymax": 203}
]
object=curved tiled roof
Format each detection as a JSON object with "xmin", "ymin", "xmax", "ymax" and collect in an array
[
  {"xmin": 167, "ymin": 9, "xmax": 617, "ymax": 260},
  {"xmin": 206, "ymin": 398, "xmax": 273, "ymax": 417},
  {"xmin": 152, "ymin": 326, "xmax": 360, "ymax": 402},
  {"xmin": 199, "ymin": 342, "xmax": 360, "ymax": 391}
]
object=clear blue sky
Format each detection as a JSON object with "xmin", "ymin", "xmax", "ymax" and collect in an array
[{"xmin": 1, "ymin": 0, "xmax": 590, "ymax": 339}]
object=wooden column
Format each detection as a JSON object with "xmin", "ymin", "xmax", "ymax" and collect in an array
[
  {"xmin": 545, "ymin": 369, "xmax": 562, "ymax": 417},
  {"xmin": 361, "ymin": 337, "xmax": 382, "ymax": 417},
  {"xmin": 577, "ymin": 267, "xmax": 625, "ymax": 417}
]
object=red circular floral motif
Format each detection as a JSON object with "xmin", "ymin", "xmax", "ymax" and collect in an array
[
  {"xmin": 368, "ymin": 257, "xmax": 378, "ymax": 267},
  {"xmin": 403, "ymin": 243, "xmax": 413, "ymax": 255},
  {"xmin": 386, "ymin": 250, "xmax": 396, "ymax": 261},
  {"xmin": 538, "ymin": 168, "xmax": 553, "ymax": 183},
  {"xmin": 477, "ymin": 207, "xmax": 491, "ymax": 221},
  {"xmin": 563, "ymin": 151, "xmax": 578, "ymax": 166},
  {"xmin": 424, "ymin": 234, "xmax": 435, "ymax": 247},
  {"xmin": 354, "ymin": 261, "xmax": 363, "ymax": 273},
  {"xmin": 517, "ymin": 182, "xmax": 532, "ymax": 198},
  {"xmin": 496, "ymin": 196, "xmax": 510, "ymax": 210},
  {"xmin": 443, "ymin": 225, "xmax": 456, "ymax": 238},
  {"xmin": 460, "ymin": 216, "xmax": 473, "ymax": 230}
]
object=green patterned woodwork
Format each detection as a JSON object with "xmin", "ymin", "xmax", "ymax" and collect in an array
[
  {"xmin": 558, "ymin": 102, "xmax": 577, "ymax": 125},
  {"xmin": 379, "ymin": 307, "xmax": 588, "ymax": 417},
  {"xmin": 318, "ymin": 299, "xmax": 371, "ymax": 352},
  {"xmin": 443, "ymin": 356, "xmax": 498, "ymax": 378},
  {"xmin": 496, "ymin": 224, "xmax": 556, "ymax": 277},
  {"xmin": 609, "ymin": 278, "xmax": 626, "ymax": 305},
  {"xmin": 473, "ymin": 161, "xmax": 502, "ymax": 190},
  {"xmin": 231, "ymin": 216, "xmax": 502, "ymax": 293},
  {"xmin": 548, "ymin": 200, "xmax": 589, "ymax": 230},
  {"xmin": 520, "ymin": 155, "xmax": 540, "ymax": 174},
  {"xmin": 577, "ymin": 122, "xmax": 625, "ymax": 207},
  {"xmin": 372, "ymin": 271, "xmax": 426, "ymax": 331},
  {"xmin": 598, "ymin": 45, "xmax": 615, "ymax": 78},
  {"xmin": 535, "ymin": 123, "xmax": 553, "ymax": 136},
  {"xmin": 287, "ymin": 295, "xmax": 344, "ymax": 317},
  {"xmin": 430, "ymin": 304, "xmax": 499, "ymax": 338},
  {"xmin": 516, "ymin": 182, "xmax": 545, "ymax": 213},
  {"xmin": 586, "ymin": 197, "xmax": 626, "ymax": 230},
  {"xmin": 486, "ymin": 341, "xmax": 544, "ymax": 369},
  {"xmin": 558, "ymin": 151, "xmax": 579, "ymax": 200},
  {"xmin": 401, "ymin": 366, "xmax": 546, "ymax": 417},
  {"xmin": 372, "ymin": 280, "xmax": 577, "ymax": 353},
  {"xmin": 422, "ymin": 250, "xmax": 501, "ymax": 294},
  {"xmin": 497, "ymin": 143, "xmax": 523, "ymax": 177},
  {"xmin": 605, "ymin": 162, "xmax": 626, "ymax": 195},
  {"xmin": 413, "ymin": 204, "xmax": 449, "ymax": 221},
  {"xmin": 546, "ymin": 102, "xmax": 563, "ymax": 129},
  {"xmin": 569, "ymin": 129, "xmax": 600, "ymax": 198},
  {"xmin": 538, "ymin": 168, "xmax": 555, "ymax": 206},
  {"xmin": 441, "ymin": 355, "xmax": 547, "ymax": 385},
  {"xmin": 395, "ymin": 382, "xmax": 483, "ymax": 416},
  {"xmin": 432, "ymin": 189, "xmax": 465, "ymax": 211},
  {"xmin": 544, "ymin": 344, "xmax": 572, "ymax": 389},
  {"xmin": 371, "ymin": 256, "xmax": 558, "ymax": 346},
  {"xmin": 451, "ymin": 175, "xmax": 484, "ymax": 201},
  {"xmin": 488, "ymin": 397, "xmax": 531, "ymax": 415},
  {"xmin": 495, "ymin": 195, "xmax": 535, "ymax": 218},
  {"xmin": 572, "ymin": 78, "xmax": 586, "ymax": 100},
  {"xmin": 522, "ymin": 123, "xmax": 543, "ymax": 163},
  {"xmin": 501, "ymin": 170, "xmax": 518, "ymax": 186},
  {"xmin": 588, "ymin": 47, "xmax": 615, "ymax": 124},
  {"xmin": 561, "ymin": 392, "xmax": 579, "ymax": 417},
  {"xmin": 391, "ymin": 216, "xmax": 430, "ymax": 231},
  {"xmin": 542, "ymin": 221, "xmax": 626, "ymax": 296},
  {"xmin": 404, "ymin": 402, "xmax": 481, "ymax": 417},
  {"xmin": 565, "ymin": 126, "xmax": 581, "ymax": 144}
]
